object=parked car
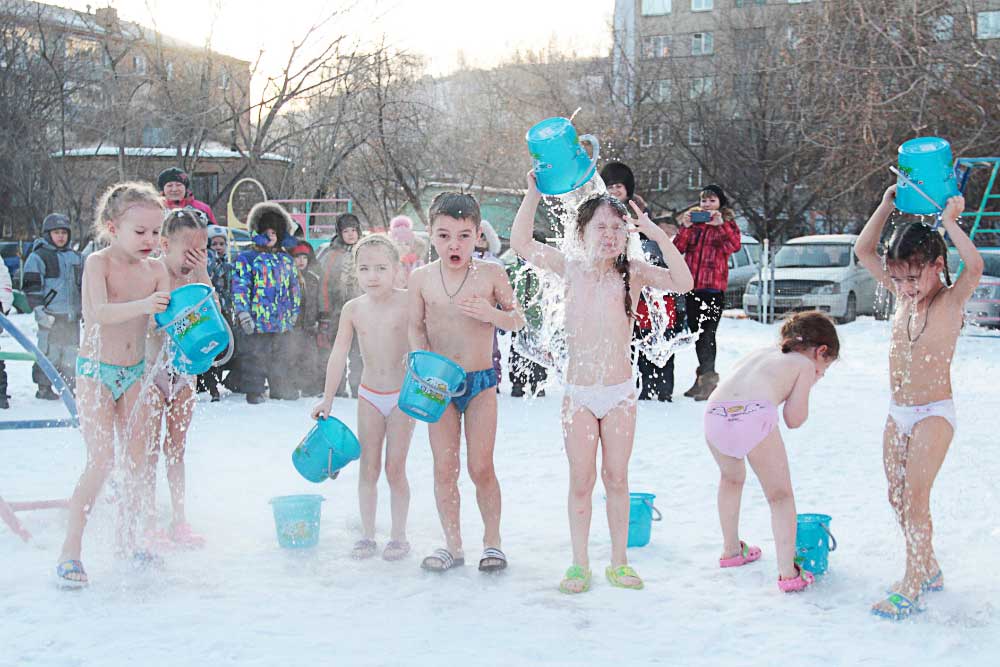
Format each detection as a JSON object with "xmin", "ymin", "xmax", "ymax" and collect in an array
[
  {"xmin": 0, "ymin": 240, "xmax": 32, "ymax": 286},
  {"xmin": 947, "ymin": 248, "xmax": 1000, "ymax": 328},
  {"xmin": 743, "ymin": 234, "xmax": 877, "ymax": 323},
  {"xmin": 725, "ymin": 234, "xmax": 762, "ymax": 310}
]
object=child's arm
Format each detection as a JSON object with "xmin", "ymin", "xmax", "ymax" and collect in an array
[
  {"xmin": 310, "ymin": 300, "xmax": 356, "ymax": 419},
  {"xmin": 510, "ymin": 172, "xmax": 565, "ymax": 276},
  {"xmin": 939, "ymin": 195, "xmax": 983, "ymax": 303},
  {"xmin": 856, "ymin": 185, "xmax": 896, "ymax": 292},
  {"xmin": 408, "ymin": 267, "xmax": 431, "ymax": 351},
  {"xmin": 782, "ymin": 359, "xmax": 816, "ymax": 429},
  {"xmin": 82, "ymin": 254, "xmax": 170, "ymax": 324},
  {"xmin": 628, "ymin": 201, "xmax": 694, "ymax": 294},
  {"xmin": 457, "ymin": 263, "xmax": 526, "ymax": 331}
]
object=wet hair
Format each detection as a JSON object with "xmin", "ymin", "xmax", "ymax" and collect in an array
[
  {"xmin": 779, "ymin": 311, "xmax": 840, "ymax": 360},
  {"xmin": 576, "ymin": 194, "xmax": 633, "ymax": 319},
  {"xmin": 428, "ymin": 192, "xmax": 481, "ymax": 228},
  {"xmin": 885, "ymin": 221, "xmax": 952, "ymax": 286},
  {"xmin": 353, "ymin": 233, "xmax": 401, "ymax": 265},
  {"xmin": 161, "ymin": 207, "xmax": 208, "ymax": 238},
  {"xmin": 93, "ymin": 181, "xmax": 164, "ymax": 242}
]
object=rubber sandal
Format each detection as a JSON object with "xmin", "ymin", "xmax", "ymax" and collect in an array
[
  {"xmin": 382, "ymin": 540, "xmax": 411, "ymax": 561},
  {"xmin": 478, "ymin": 547, "xmax": 508, "ymax": 573},
  {"xmin": 170, "ymin": 522, "xmax": 206, "ymax": 550},
  {"xmin": 559, "ymin": 565, "xmax": 592, "ymax": 594},
  {"xmin": 887, "ymin": 569, "xmax": 943, "ymax": 595},
  {"xmin": 719, "ymin": 541, "xmax": 762, "ymax": 568},
  {"xmin": 420, "ymin": 548, "xmax": 465, "ymax": 572},
  {"xmin": 55, "ymin": 559, "xmax": 88, "ymax": 589},
  {"xmin": 605, "ymin": 564, "xmax": 644, "ymax": 590},
  {"xmin": 131, "ymin": 549, "xmax": 165, "ymax": 571},
  {"xmin": 351, "ymin": 538, "xmax": 378, "ymax": 560},
  {"xmin": 777, "ymin": 564, "xmax": 815, "ymax": 593},
  {"xmin": 143, "ymin": 528, "xmax": 175, "ymax": 552},
  {"xmin": 871, "ymin": 591, "xmax": 921, "ymax": 621}
]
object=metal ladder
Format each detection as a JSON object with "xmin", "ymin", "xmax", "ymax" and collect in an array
[{"xmin": 955, "ymin": 158, "xmax": 1000, "ymax": 272}]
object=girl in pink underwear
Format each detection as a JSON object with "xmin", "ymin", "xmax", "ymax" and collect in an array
[
  {"xmin": 311, "ymin": 234, "xmax": 416, "ymax": 562},
  {"xmin": 704, "ymin": 311, "xmax": 839, "ymax": 593},
  {"xmin": 511, "ymin": 172, "xmax": 692, "ymax": 594}
]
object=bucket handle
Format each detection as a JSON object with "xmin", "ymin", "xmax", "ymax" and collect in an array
[
  {"xmin": 156, "ymin": 288, "xmax": 215, "ymax": 331},
  {"xmin": 571, "ymin": 134, "xmax": 600, "ymax": 191},
  {"xmin": 822, "ymin": 524, "xmax": 837, "ymax": 552},
  {"xmin": 326, "ymin": 447, "xmax": 340, "ymax": 481},
  {"xmin": 407, "ymin": 354, "xmax": 467, "ymax": 398},
  {"xmin": 644, "ymin": 499, "xmax": 662, "ymax": 522}
]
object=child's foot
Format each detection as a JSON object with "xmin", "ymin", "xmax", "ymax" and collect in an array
[
  {"xmin": 131, "ymin": 549, "xmax": 165, "ymax": 571},
  {"xmin": 55, "ymin": 559, "xmax": 88, "ymax": 589},
  {"xmin": 871, "ymin": 591, "xmax": 921, "ymax": 621},
  {"xmin": 170, "ymin": 522, "xmax": 206, "ymax": 549},
  {"xmin": 420, "ymin": 548, "xmax": 465, "ymax": 572},
  {"xmin": 777, "ymin": 565, "xmax": 814, "ymax": 592},
  {"xmin": 890, "ymin": 569, "xmax": 944, "ymax": 594},
  {"xmin": 478, "ymin": 547, "xmax": 508, "ymax": 573},
  {"xmin": 719, "ymin": 541, "xmax": 762, "ymax": 568},
  {"xmin": 143, "ymin": 528, "xmax": 176, "ymax": 552},
  {"xmin": 559, "ymin": 565, "xmax": 592, "ymax": 594},
  {"xmin": 351, "ymin": 539, "xmax": 378, "ymax": 560},
  {"xmin": 605, "ymin": 564, "xmax": 644, "ymax": 590},
  {"xmin": 382, "ymin": 540, "xmax": 411, "ymax": 561}
]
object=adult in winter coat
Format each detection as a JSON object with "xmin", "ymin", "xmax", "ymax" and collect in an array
[
  {"xmin": 0, "ymin": 261, "xmax": 12, "ymax": 408},
  {"xmin": 158, "ymin": 167, "xmax": 218, "ymax": 225},
  {"xmin": 291, "ymin": 243, "xmax": 325, "ymax": 397},
  {"xmin": 231, "ymin": 202, "xmax": 301, "ymax": 404},
  {"xmin": 317, "ymin": 213, "xmax": 363, "ymax": 396},
  {"xmin": 674, "ymin": 183, "xmax": 742, "ymax": 401},
  {"xmin": 21, "ymin": 213, "xmax": 83, "ymax": 398}
]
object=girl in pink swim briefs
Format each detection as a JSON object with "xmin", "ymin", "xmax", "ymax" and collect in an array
[
  {"xmin": 311, "ymin": 235, "xmax": 416, "ymax": 562},
  {"xmin": 704, "ymin": 311, "xmax": 839, "ymax": 593}
]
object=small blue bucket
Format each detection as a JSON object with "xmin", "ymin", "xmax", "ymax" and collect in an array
[
  {"xmin": 154, "ymin": 283, "xmax": 232, "ymax": 375},
  {"xmin": 525, "ymin": 117, "xmax": 601, "ymax": 196},
  {"xmin": 397, "ymin": 351, "xmax": 467, "ymax": 423},
  {"xmin": 269, "ymin": 494, "xmax": 324, "ymax": 549},
  {"xmin": 627, "ymin": 492, "xmax": 662, "ymax": 548},
  {"xmin": 896, "ymin": 137, "xmax": 960, "ymax": 215},
  {"xmin": 292, "ymin": 417, "xmax": 361, "ymax": 483},
  {"xmin": 796, "ymin": 513, "xmax": 837, "ymax": 576}
]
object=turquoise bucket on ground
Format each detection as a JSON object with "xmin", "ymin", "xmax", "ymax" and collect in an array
[
  {"xmin": 269, "ymin": 494, "xmax": 324, "ymax": 549},
  {"xmin": 525, "ymin": 117, "xmax": 600, "ymax": 196},
  {"xmin": 796, "ymin": 513, "xmax": 837, "ymax": 575},
  {"xmin": 397, "ymin": 351, "xmax": 467, "ymax": 423},
  {"xmin": 292, "ymin": 417, "xmax": 361, "ymax": 482},
  {"xmin": 896, "ymin": 137, "xmax": 960, "ymax": 215},
  {"xmin": 154, "ymin": 283, "xmax": 232, "ymax": 375},
  {"xmin": 627, "ymin": 492, "xmax": 662, "ymax": 548}
]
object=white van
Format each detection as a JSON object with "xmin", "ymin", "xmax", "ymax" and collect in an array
[{"xmin": 724, "ymin": 234, "xmax": 762, "ymax": 309}]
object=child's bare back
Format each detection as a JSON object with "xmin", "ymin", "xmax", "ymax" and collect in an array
[
  {"xmin": 712, "ymin": 347, "xmax": 817, "ymax": 408},
  {"xmin": 347, "ymin": 288, "xmax": 411, "ymax": 391}
]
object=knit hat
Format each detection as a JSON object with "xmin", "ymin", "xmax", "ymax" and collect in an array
[
  {"xmin": 389, "ymin": 215, "xmax": 415, "ymax": 243},
  {"xmin": 600, "ymin": 162, "xmax": 635, "ymax": 201},
  {"xmin": 336, "ymin": 213, "xmax": 362, "ymax": 238},
  {"xmin": 700, "ymin": 183, "xmax": 729, "ymax": 209},
  {"xmin": 157, "ymin": 167, "xmax": 190, "ymax": 193},
  {"xmin": 42, "ymin": 213, "xmax": 71, "ymax": 234},
  {"xmin": 207, "ymin": 225, "xmax": 228, "ymax": 240},
  {"xmin": 291, "ymin": 243, "xmax": 313, "ymax": 256}
]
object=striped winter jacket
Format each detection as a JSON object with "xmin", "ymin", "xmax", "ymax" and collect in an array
[{"xmin": 232, "ymin": 248, "xmax": 301, "ymax": 333}]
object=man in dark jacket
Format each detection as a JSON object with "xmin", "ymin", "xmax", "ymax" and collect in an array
[{"xmin": 21, "ymin": 213, "xmax": 83, "ymax": 398}]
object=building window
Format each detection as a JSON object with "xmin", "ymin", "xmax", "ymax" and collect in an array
[
  {"xmin": 133, "ymin": 54, "xmax": 146, "ymax": 75},
  {"xmin": 191, "ymin": 173, "xmax": 219, "ymax": 205},
  {"xmin": 141, "ymin": 126, "xmax": 170, "ymax": 146},
  {"xmin": 656, "ymin": 168, "xmax": 670, "ymax": 191},
  {"xmin": 930, "ymin": 15, "xmax": 953, "ymax": 41},
  {"xmin": 978, "ymin": 11, "xmax": 1000, "ymax": 39},
  {"xmin": 641, "ymin": 126, "xmax": 655, "ymax": 147},
  {"xmin": 691, "ymin": 0, "xmax": 713, "ymax": 11},
  {"xmin": 641, "ymin": 0, "xmax": 671, "ymax": 15},
  {"xmin": 691, "ymin": 32, "xmax": 714, "ymax": 56},
  {"xmin": 690, "ymin": 76, "xmax": 714, "ymax": 99},
  {"xmin": 688, "ymin": 123, "xmax": 703, "ymax": 146},
  {"xmin": 165, "ymin": 61, "xmax": 174, "ymax": 81},
  {"xmin": 219, "ymin": 70, "xmax": 230, "ymax": 89},
  {"xmin": 734, "ymin": 72, "xmax": 755, "ymax": 99},
  {"xmin": 643, "ymin": 35, "xmax": 672, "ymax": 59},
  {"xmin": 735, "ymin": 0, "xmax": 767, "ymax": 6},
  {"xmin": 688, "ymin": 168, "xmax": 703, "ymax": 190},
  {"xmin": 650, "ymin": 79, "xmax": 672, "ymax": 103}
]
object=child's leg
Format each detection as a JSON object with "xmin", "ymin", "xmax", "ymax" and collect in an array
[
  {"xmin": 428, "ymin": 406, "xmax": 463, "ymax": 555},
  {"xmin": 745, "ymin": 429, "xmax": 797, "ymax": 579},
  {"xmin": 59, "ymin": 378, "xmax": 116, "ymax": 563},
  {"xmin": 598, "ymin": 403, "xmax": 637, "ymax": 569},
  {"xmin": 562, "ymin": 401, "xmax": 599, "ymax": 570},
  {"xmin": 707, "ymin": 441, "xmax": 747, "ymax": 558},
  {"xmin": 119, "ymin": 381, "xmax": 157, "ymax": 552},
  {"xmin": 141, "ymin": 390, "xmax": 167, "ymax": 533},
  {"xmin": 163, "ymin": 384, "xmax": 196, "ymax": 528},
  {"xmin": 356, "ymin": 399, "xmax": 387, "ymax": 540},
  {"xmin": 882, "ymin": 418, "xmax": 907, "ymax": 529},
  {"xmin": 463, "ymin": 389, "xmax": 501, "ymax": 549},
  {"xmin": 385, "ymin": 410, "xmax": 416, "ymax": 542}
]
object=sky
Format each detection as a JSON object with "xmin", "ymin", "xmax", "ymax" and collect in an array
[{"xmin": 59, "ymin": 0, "xmax": 616, "ymax": 77}]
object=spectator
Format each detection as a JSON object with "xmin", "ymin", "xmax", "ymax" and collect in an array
[
  {"xmin": 158, "ymin": 167, "xmax": 218, "ymax": 225},
  {"xmin": 388, "ymin": 215, "xmax": 426, "ymax": 287},
  {"xmin": 21, "ymin": 213, "xmax": 83, "ymax": 399},
  {"xmin": 506, "ymin": 231, "xmax": 549, "ymax": 397},
  {"xmin": 318, "ymin": 213, "xmax": 364, "ymax": 396},
  {"xmin": 0, "ymin": 260, "xmax": 12, "ymax": 409},
  {"xmin": 199, "ymin": 225, "xmax": 235, "ymax": 401},
  {"xmin": 291, "ymin": 242, "xmax": 324, "ymax": 397}
]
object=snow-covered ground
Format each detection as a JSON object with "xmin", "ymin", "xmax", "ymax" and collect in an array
[{"xmin": 2, "ymin": 313, "xmax": 999, "ymax": 666}]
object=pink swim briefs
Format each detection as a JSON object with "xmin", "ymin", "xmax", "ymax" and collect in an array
[{"xmin": 704, "ymin": 400, "xmax": 779, "ymax": 459}]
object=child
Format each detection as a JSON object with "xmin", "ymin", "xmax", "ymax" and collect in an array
[
  {"xmin": 198, "ymin": 226, "xmax": 234, "ymax": 401},
  {"xmin": 319, "ymin": 213, "xmax": 365, "ymax": 396},
  {"xmin": 142, "ymin": 208, "xmax": 211, "ymax": 550},
  {"xmin": 704, "ymin": 311, "xmax": 838, "ymax": 593},
  {"xmin": 510, "ymin": 174, "xmax": 693, "ymax": 593},
  {"xmin": 56, "ymin": 182, "xmax": 171, "ymax": 587},
  {"xmin": 856, "ymin": 188, "xmax": 982, "ymax": 620},
  {"xmin": 291, "ymin": 243, "xmax": 324, "ymax": 397},
  {"xmin": 409, "ymin": 192, "xmax": 525, "ymax": 573},
  {"xmin": 311, "ymin": 235, "xmax": 416, "ymax": 561},
  {"xmin": 389, "ymin": 215, "xmax": 426, "ymax": 288}
]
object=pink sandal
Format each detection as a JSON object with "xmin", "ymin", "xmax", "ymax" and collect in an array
[
  {"xmin": 719, "ymin": 541, "xmax": 762, "ymax": 568},
  {"xmin": 777, "ymin": 565, "xmax": 815, "ymax": 593},
  {"xmin": 170, "ymin": 522, "xmax": 206, "ymax": 549}
]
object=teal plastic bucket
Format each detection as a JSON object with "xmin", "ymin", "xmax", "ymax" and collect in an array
[
  {"xmin": 896, "ymin": 137, "xmax": 960, "ymax": 215},
  {"xmin": 292, "ymin": 417, "xmax": 361, "ymax": 483},
  {"xmin": 154, "ymin": 283, "xmax": 232, "ymax": 375},
  {"xmin": 627, "ymin": 492, "xmax": 662, "ymax": 548},
  {"xmin": 525, "ymin": 117, "xmax": 601, "ymax": 196},
  {"xmin": 397, "ymin": 351, "xmax": 467, "ymax": 423},
  {"xmin": 269, "ymin": 494, "xmax": 324, "ymax": 549},
  {"xmin": 796, "ymin": 513, "xmax": 837, "ymax": 575}
]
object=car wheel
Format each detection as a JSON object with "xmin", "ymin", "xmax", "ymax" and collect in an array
[{"xmin": 838, "ymin": 293, "xmax": 857, "ymax": 324}]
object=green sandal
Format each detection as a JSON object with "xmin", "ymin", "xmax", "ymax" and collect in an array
[
  {"xmin": 559, "ymin": 565, "xmax": 592, "ymax": 594},
  {"xmin": 606, "ymin": 564, "xmax": 644, "ymax": 590}
]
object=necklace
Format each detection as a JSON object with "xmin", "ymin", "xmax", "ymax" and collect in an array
[
  {"xmin": 440, "ymin": 261, "xmax": 472, "ymax": 303},
  {"xmin": 907, "ymin": 286, "xmax": 944, "ymax": 343}
]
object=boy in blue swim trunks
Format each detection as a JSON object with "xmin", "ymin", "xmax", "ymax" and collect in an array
[{"xmin": 409, "ymin": 192, "xmax": 525, "ymax": 574}]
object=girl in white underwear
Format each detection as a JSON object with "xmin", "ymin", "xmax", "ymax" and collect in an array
[
  {"xmin": 311, "ymin": 235, "xmax": 415, "ymax": 562},
  {"xmin": 511, "ymin": 172, "xmax": 692, "ymax": 594}
]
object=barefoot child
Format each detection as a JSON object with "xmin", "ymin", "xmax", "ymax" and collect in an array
[
  {"xmin": 704, "ymin": 311, "xmax": 838, "ymax": 592},
  {"xmin": 56, "ymin": 182, "xmax": 171, "ymax": 587},
  {"xmin": 311, "ymin": 235, "xmax": 417, "ymax": 561},
  {"xmin": 143, "ymin": 208, "xmax": 211, "ymax": 550},
  {"xmin": 856, "ymin": 188, "xmax": 982, "ymax": 620},
  {"xmin": 510, "ymin": 174, "xmax": 693, "ymax": 593},
  {"xmin": 409, "ymin": 192, "xmax": 525, "ymax": 573}
]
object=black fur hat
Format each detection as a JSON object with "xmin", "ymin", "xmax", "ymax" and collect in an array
[
  {"xmin": 247, "ymin": 202, "xmax": 291, "ymax": 239},
  {"xmin": 600, "ymin": 162, "xmax": 636, "ymax": 201}
]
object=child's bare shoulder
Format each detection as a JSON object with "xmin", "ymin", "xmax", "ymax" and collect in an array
[{"xmin": 343, "ymin": 293, "xmax": 367, "ymax": 315}]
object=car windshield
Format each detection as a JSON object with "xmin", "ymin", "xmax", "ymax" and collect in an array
[
  {"xmin": 947, "ymin": 249, "xmax": 1000, "ymax": 277},
  {"xmin": 774, "ymin": 243, "xmax": 851, "ymax": 268}
]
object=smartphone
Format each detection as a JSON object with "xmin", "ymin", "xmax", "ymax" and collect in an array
[{"xmin": 690, "ymin": 211, "xmax": 711, "ymax": 223}]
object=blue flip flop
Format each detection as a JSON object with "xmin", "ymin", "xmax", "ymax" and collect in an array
[
  {"xmin": 55, "ymin": 559, "xmax": 88, "ymax": 589},
  {"xmin": 871, "ymin": 592, "xmax": 921, "ymax": 621},
  {"xmin": 885, "ymin": 570, "xmax": 944, "ymax": 595}
]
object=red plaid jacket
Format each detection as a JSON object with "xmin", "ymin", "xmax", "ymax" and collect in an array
[{"xmin": 673, "ymin": 219, "xmax": 742, "ymax": 292}]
